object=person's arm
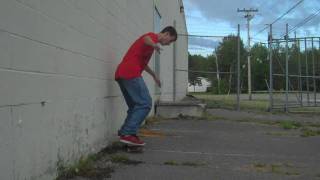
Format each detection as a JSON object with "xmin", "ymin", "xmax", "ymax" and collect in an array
[
  {"xmin": 145, "ymin": 65, "xmax": 161, "ymax": 87},
  {"xmin": 143, "ymin": 35, "xmax": 162, "ymax": 53}
]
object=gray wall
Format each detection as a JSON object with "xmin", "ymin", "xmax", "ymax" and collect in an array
[{"xmin": 0, "ymin": 0, "xmax": 187, "ymax": 179}]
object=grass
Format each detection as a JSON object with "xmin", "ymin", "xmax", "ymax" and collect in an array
[
  {"xmin": 56, "ymin": 154, "xmax": 114, "ymax": 180},
  {"xmin": 56, "ymin": 141, "xmax": 143, "ymax": 179},
  {"xmin": 164, "ymin": 160, "xmax": 180, "ymax": 166},
  {"xmin": 191, "ymin": 93, "xmax": 320, "ymax": 114},
  {"xmin": 301, "ymin": 128, "xmax": 320, "ymax": 137},
  {"xmin": 202, "ymin": 113, "xmax": 320, "ymax": 137},
  {"xmin": 242, "ymin": 120, "xmax": 320, "ymax": 137},
  {"xmin": 164, "ymin": 160, "xmax": 206, "ymax": 167},
  {"xmin": 250, "ymin": 162, "xmax": 300, "ymax": 176},
  {"xmin": 251, "ymin": 162, "xmax": 269, "ymax": 173},
  {"xmin": 110, "ymin": 154, "xmax": 143, "ymax": 165},
  {"xmin": 279, "ymin": 121, "xmax": 302, "ymax": 129},
  {"xmin": 191, "ymin": 93, "xmax": 269, "ymax": 111},
  {"xmin": 188, "ymin": 93, "xmax": 320, "ymax": 137},
  {"xmin": 181, "ymin": 162, "xmax": 206, "ymax": 167},
  {"xmin": 265, "ymin": 131, "xmax": 297, "ymax": 136}
]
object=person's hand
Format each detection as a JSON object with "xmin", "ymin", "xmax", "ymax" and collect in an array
[
  {"xmin": 153, "ymin": 44, "xmax": 162, "ymax": 54},
  {"xmin": 153, "ymin": 76, "xmax": 161, "ymax": 88}
]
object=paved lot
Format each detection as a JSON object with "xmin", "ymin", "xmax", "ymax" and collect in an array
[{"xmin": 109, "ymin": 110, "xmax": 320, "ymax": 180}]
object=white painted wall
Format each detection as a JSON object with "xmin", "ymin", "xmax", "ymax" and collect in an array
[{"xmin": 0, "ymin": 0, "xmax": 187, "ymax": 179}]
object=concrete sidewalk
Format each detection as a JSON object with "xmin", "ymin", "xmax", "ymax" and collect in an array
[{"xmin": 109, "ymin": 111, "xmax": 320, "ymax": 180}]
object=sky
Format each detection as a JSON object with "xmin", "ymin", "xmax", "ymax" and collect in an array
[{"xmin": 183, "ymin": 0, "xmax": 320, "ymax": 56}]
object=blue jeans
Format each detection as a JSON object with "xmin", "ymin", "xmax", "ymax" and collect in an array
[{"xmin": 117, "ymin": 77, "xmax": 152, "ymax": 135}]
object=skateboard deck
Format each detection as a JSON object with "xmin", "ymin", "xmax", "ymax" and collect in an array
[
  {"xmin": 121, "ymin": 143, "xmax": 144, "ymax": 153},
  {"xmin": 125, "ymin": 144, "xmax": 144, "ymax": 153}
]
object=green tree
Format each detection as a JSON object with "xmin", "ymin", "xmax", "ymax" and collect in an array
[
  {"xmin": 250, "ymin": 43, "xmax": 269, "ymax": 91},
  {"xmin": 216, "ymin": 35, "xmax": 247, "ymax": 93},
  {"xmin": 188, "ymin": 53, "xmax": 207, "ymax": 86}
]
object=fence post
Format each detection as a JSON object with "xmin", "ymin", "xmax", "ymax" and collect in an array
[
  {"xmin": 312, "ymin": 37, "xmax": 316, "ymax": 105},
  {"xmin": 305, "ymin": 38, "xmax": 310, "ymax": 105},
  {"xmin": 237, "ymin": 24, "xmax": 241, "ymax": 111},
  {"xmin": 298, "ymin": 39, "xmax": 303, "ymax": 106}
]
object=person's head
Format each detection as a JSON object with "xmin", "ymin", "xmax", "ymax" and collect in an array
[{"xmin": 158, "ymin": 26, "xmax": 178, "ymax": 46}]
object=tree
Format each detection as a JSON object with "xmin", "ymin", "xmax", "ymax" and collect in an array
[
  {"xmin": 188, "ymin": 53, "xmax": 207, "ymax": 86},
  {"xmin": 216, "ymin": 35, "xmax": 247, "ymax": 93},
  {"xmin": 250, "ymin": 43, "xmax": 269, "ymax": 90}
]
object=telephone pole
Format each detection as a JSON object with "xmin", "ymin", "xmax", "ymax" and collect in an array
[{"xmin": 237, "ymin": 8, "xmax": 258, "ymax": 100}]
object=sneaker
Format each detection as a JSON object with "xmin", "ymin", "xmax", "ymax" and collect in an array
[{"xmin": 120, "ymin": 135, "xmax": 145, "ymax": 146}]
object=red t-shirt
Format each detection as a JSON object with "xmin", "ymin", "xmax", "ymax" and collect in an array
[{"xmin": 115, "ymin": 32, "xmax": 159, "ymax": 80}]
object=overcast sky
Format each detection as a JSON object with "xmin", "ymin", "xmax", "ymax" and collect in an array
[{"xmin": 184, "ymin": 0, "xmax": 320, "ymax": 55}]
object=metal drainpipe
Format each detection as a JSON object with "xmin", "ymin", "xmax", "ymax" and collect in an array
[{"xmin": 173, "ymin": 20, "xmax": 177, "ymax": 102}]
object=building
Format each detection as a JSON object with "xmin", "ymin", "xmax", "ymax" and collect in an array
[{"xmin": 0, "ymin": 0, "xmax": 188, "ymax": 179}]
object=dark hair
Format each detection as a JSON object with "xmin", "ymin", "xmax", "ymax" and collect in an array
[{"xmin": 161, "ymin": 26, "xmax": 177, "ymax": 41}]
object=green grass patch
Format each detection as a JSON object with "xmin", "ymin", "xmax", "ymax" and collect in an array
[
  {"xmin": 220, "ymin": 117, "xmax": 320, "ymax": 138},
  {"xmin": 164, "ymin": 160, "xmax": 180, "ymax": 166},
  {"xmin": 164, "ymin": 160, "xmax": 206, "ymax": 167},
  {"xmin": 235, "ymin": 118, "xmax": 278, "ymax": 126},
  {"xmin": 56, "ymin": 154, "xmax": 113, "ymax": 180},
  {"xmin": 191, "ymin": 94, "xmax": 269, "ymax": 111},
  {"xmin": 191, "ymin": 93, "xmax": 320, "ymax": 115},
  {"xmin": 301, "ymin": 128, "xmax": 320, "ymax": 137},
  {"xmin": 110, "ymin": 154, "xmax": 143, "ymax": 165},
  {"xmin": 55, "ymin": 141, "xmax": 144, "ymax": 179},
  {"xmin": 253, "ymin": 163, "xmax": 268, "ymax": 172},
  {"xmin": 270, "ymin": 164, "xmax": 282, "ymax": 174},
  {"xmin": 181, "ymin": 161, "xmax": 207, "ymax": 167},
  {"xmin": 279, "ymin": 121, "xmax": 302, "ymax": 129},
  {"xmin": 250, "ymin": 162, "xmax": 300, "ymax": 176},
  {"xmin": 307, "ymin": 123, "xmax": 320, "ymax": 128},
  {"xmin": 265, "ymin": 131, "xmax": 296, "ymax": 136}
]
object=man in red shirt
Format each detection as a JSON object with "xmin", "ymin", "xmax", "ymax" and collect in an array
[{"xmin": 115, "ymin": 26, "xmax": 177, "ymax": 146}]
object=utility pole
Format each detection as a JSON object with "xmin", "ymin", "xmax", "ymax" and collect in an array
[
  {"xmin": 237, "ymin": 8, "xmax": 258, "ymax": 100},
  {"xmin": 214, "ymin": 48, "xmax": 220, "ymax": 94}
]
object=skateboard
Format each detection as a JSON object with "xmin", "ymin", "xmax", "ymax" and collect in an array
[{"xmin": 122, "ymin": 143, "xmax": 144, "ymax": 153}]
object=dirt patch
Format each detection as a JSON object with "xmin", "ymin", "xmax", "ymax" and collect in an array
[{"xmin": 139, "ymin": 128, "xmax": 167, "ymax": 138}]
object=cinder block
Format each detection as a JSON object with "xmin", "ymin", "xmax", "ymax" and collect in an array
[
  {"xmin": 0, "ymin": 31, "xmax": 11, "ymax": 69},
  {"xmin": 0, "ymin": 107, "xmax": 13, "ymax": 180}
]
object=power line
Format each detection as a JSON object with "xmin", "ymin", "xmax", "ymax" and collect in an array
[
  {"xmin": 178, "ymin": 34, "xmax": 231, "ymax": 38},
  {"xmin": 270, "ymin": 0, "xmax": 304, "ymax": 25},
  {"xmin": 253, "ymin": 0, "xmax": 304, "ymax": 37},
  {"xmin": 278, "ymin": 8, "xmax": 320, "ymax": 38},
  {"xmin": 288, "ymin": 8, "xmax": 320, "ymax": 34}
]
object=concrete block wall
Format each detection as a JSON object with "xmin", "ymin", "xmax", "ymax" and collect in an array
[{"xmin": 0, "ymin": 0, "xmax": 187, "ymax": 179}]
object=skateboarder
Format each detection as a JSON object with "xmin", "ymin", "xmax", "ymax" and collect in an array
[{"xmin": 115, "ymin": 26, "xmax": 177, "ymax": 146}]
